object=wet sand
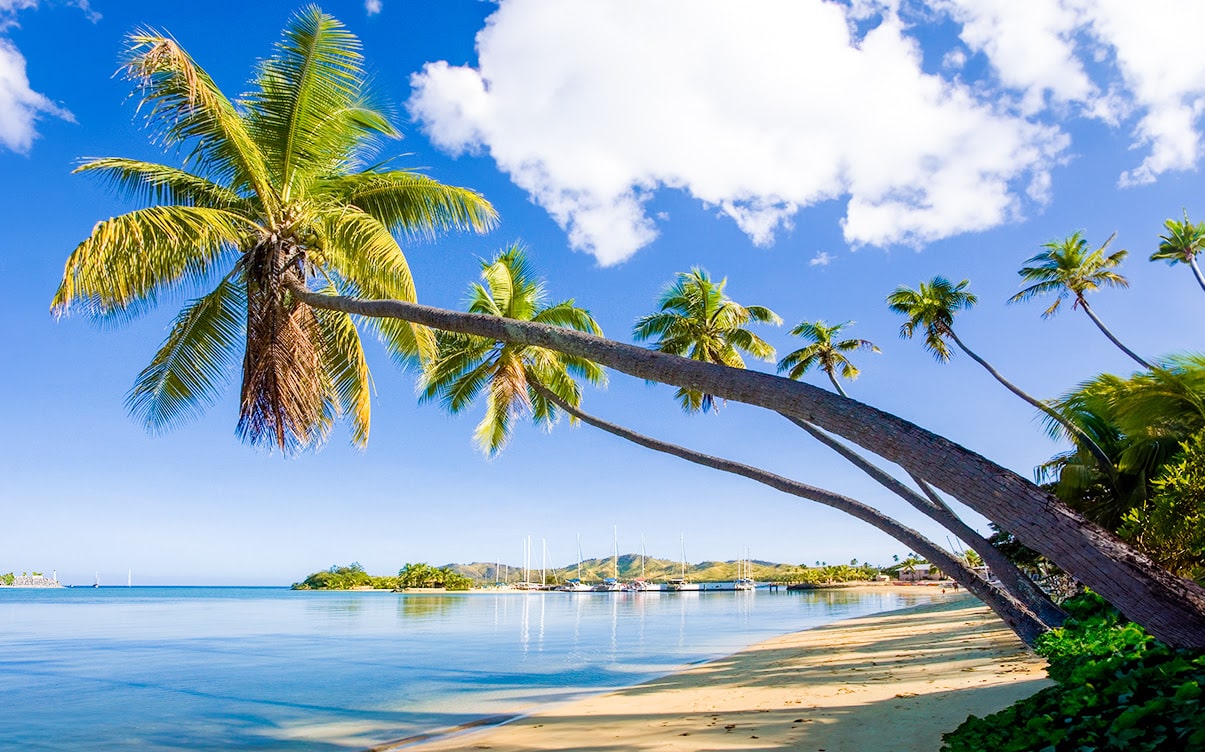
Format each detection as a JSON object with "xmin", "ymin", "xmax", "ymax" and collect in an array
[{"xmin": 401, "ymin": 594, "xmax": 1050, "ymax": 752}]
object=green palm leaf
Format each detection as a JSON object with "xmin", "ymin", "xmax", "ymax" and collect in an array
[
  {"xmin": 52, "ymin": 205, "xmax": 254, "ymax": 320},
  {"xmin": 126, "ymin": 274, "xmax": 245, "ymax": 431},
  {"xmin": 75, "ymin": 158, "xmax": 245, "ymax": 209},
  {"xmin": 123, "ymin": 30, "xmax": 275, "ymax": 213}
]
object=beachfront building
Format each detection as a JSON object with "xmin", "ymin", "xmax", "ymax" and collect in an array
[{"xmin": 898, "ymin": 563, "xmax": 943, "ymax": 582}]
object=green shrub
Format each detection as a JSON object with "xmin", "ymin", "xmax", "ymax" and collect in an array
[{"xmin": 942, "ymin": 593, "xmax": 1205, "ymax": 751}]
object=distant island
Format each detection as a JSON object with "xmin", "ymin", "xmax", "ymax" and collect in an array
[
  {"xmin": 293, "ymin": 556, "xmax": 946, "ymax": 591},
  {"xmin": 1, "ymin": 572, "xmax": 62, "ymax": 588}
]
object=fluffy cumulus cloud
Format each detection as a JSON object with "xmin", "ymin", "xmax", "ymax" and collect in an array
[
  {"xmin": 931, "ymin": 0, "xmax": 1205, "ymax": 186},
  {"xmin": 409, "ymin": 0, "xmax": 1205, "ymax": 265},
  {"xmin": 0, "ymin": 0, "xmax": 76, "ymax": 153},
  {"xmin": 365, "ymin": 0, "xmax": 382, "ymax": 16}
]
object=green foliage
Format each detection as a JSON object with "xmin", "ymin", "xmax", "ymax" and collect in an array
[
  {"xmin": 398, "ymin": 563, "xmax": 471, "ymax": 590},
  {"xmin": 1119, "ymin": 431, "xmax": 1205, "ymax": 581},
  {"xmin": 1, "ymin": 572, "xmax": 13, "ymax": 586},
  {"xmin": 886, "ymin": 276, "xmax": 976, "ymax": 362},
  {"xmin": 292, "ymin": 562, "xmax": 395, "ymax": 590},
  {"xmin": 787, "ymin": 563, "xmax": 880, "ymax": 584},
  {"xmin": 633, "ymin": 267, "xmax": 780, "ymax": 413},
  {"xmin": 942, "ymin": 593, "xmax": 1205, "ymax": 752}
]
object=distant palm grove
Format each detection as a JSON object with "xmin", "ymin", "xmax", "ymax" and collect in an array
[{"xmin": 53, "ymin": 0, "xmax": 1205, "ymax": 704}]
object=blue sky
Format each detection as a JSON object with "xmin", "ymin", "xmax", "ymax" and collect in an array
[{"xmin": 2, "ymin": 0, "xmax": 1203, "ymax": 585}]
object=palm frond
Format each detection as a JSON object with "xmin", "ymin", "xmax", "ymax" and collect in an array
[
  {"xmin": 126, "ymin": 274, "xmax": 245, "ymax": 432},
  {"xmin": 75, "ymin": 158, "xmax": 245, "ymax": 209},
  {"xmin": 314, "ymin": 206, "xmax": 434, "ymax": 364},
  {"xmin": 52, "ymin": 205, "xmax": 254, "ymax": 321},
  {"xmin": 245, "ymin": 6, "xmax": 390, "ymax": 197},
  {"xmin": 122, "ymin": 31, "xmax": 275, "ymax": 212},
  {"xmin": 321, "ymin": 170, "xmax": 497, "ymax": 238},
  {"xmin": 312, "ymin": 295, "xmax": 373, "ymax": 448}
]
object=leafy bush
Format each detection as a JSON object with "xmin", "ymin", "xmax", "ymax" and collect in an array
[{"xmin": 942, "ymin": 593, "xmax": 1205, "ymax": 751}]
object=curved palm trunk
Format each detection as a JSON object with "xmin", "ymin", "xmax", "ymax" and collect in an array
[
  {"xmin": 1077, "ymin": 299, "xmax": 1153, "ymax": 370},
  {"xmin": 533, "ymin": 386, "xmax": 1050, "ymax": 645},
  {"xmin": 786, "ymin": 416, "xmax": 1065, "ymax": 629},
  {"xmin": 1189, "ymin": 257, "xmax": 1205, "ymax": 294},
  {"xmin": 289, "ymin": 285, "xmax": 1205, "ymax": 648},
  {"xmin": 826, "ymin": 371, "xmax": 849, "ymax": 398},
  {"xmin": 945, "ymin": 327, "xmax": 1115, "ymax": 479}
]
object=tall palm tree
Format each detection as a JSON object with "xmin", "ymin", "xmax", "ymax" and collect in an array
[
  {"xmin": 777, "ymin": 319, "xmax": 879, "ymax": 397},
  {"xmin": 888, "ymin": 276, "xmax": 1114, "ymax": 476},
  {"xmin": 51, "ymin": 8, "xmax": 496, "ymax": 453},
  {"xmin": 632, "ymin": 268, "xmax": 780, "ymax": 412},
  {"xmin": 1010, "ymin": 231, "xmax": 1152, "ymax": 369},
  {"xmin": 419, "ymin": 245, "xmax": 604, "ymax": 456},
  {"xmin": 290, "ymin": 285, "xmax": 1205, "ymax": 647},
  {"xmin": 1151, "ymin": 211, "xmax": 1205, "ymax": 294},
  {"xmin": 532, "ymin": 384, "xmax": 1054, "ymax": 644}
]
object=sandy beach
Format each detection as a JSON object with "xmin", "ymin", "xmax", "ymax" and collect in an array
[{"xmin": 400, "ymin": 593, "xmax": 1051, "ymax": 752}]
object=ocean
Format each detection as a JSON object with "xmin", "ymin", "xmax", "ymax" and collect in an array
[{"xmin": 0, "ymin": 586, "xmax": 940, "ymax": 750}]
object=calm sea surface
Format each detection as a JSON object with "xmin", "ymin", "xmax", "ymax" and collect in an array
[{"xmin": 0, "ymin": 586, "xmax": 940, "ymax": 751}]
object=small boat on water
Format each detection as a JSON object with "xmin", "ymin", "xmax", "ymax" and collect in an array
[
  {"xmin": 666, "ymin": 577, "xmax": 700, "ymax": 592},
  {"xmin": 558, "ymin": 578, "xmax": 594, "ymax": 592},
  {"xmin": 594, "ymin": 577, "xmax": 625, "ymax": 592}
]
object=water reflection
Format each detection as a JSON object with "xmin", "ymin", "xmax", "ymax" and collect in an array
[{"xmin": 396, "ymin": 593, "xmax": 467, "ymax": 621}]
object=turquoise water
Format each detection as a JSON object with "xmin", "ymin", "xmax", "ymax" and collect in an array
[{"xmin": 0, "ymin": 587, "xmax": 939, "ymax": 750}]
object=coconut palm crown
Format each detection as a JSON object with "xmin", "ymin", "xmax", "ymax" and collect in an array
[
  {"xmin": 50, "ymin": 7, "xmax": 496, "ymax": 453},
  {"xmin": 1152, "ymin": 211, "xmax": 1205, "ymax": 293},
  {"xmin": 1009, "ymin": 231, "xmax": 1151, "ymax": 369},
  {"xmin": 632, "ymin": 268, "xmax": 781, "ymax": 413},
  {"xmin": 886, "ymin": 276, "xmax": 977, "ymax": 362},
  {"xmin": 777, "ymin": 320, "xmax": 879, "ymax": 397},
  {"xmin": 419, "ymin": 244, "xmax": 605, "ymax": 456}
]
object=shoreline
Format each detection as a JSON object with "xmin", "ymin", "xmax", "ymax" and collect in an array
[{"xmin": 389, "ymin": 593, "xmax": 1050, "ymax": 752}]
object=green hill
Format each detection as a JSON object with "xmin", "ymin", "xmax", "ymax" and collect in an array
[{"xmin": 445, "ymin": 555, "xmax": 820, "ymax": 586}]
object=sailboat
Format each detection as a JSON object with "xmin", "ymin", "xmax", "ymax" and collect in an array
[
  {"xmin": 594, "ymin": 526, "xmax": 626, "ymax": 591},
  {"xmin": 667, "ymin": 534, "xmax": 700, "ymax": 591},
  {"xmin": 92, "ymin": 572, "xmax": 100, "ymax": 589},
  {"xmin": 734, "ymin": 548, "xmax": 755, "ymax": 590},
  {"xmin": 558, "ymin": 533, "xmax": 593, "ymax": 591},
  {"xmin": 631, "ymin": 535, "xmax": 660, "ymax": 591}
]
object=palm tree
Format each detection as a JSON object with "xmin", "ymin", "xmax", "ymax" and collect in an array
[
  {"xmin": 777, "ymin": 320, "xmax": 878, "ymax": 397},
  {"xmin": 51, "ymin": 8, "xmax": 496, "ymax": 453},
  {"xmin": 633, "ymin": 268, "xmax": 780, "ymax": 412},
  {"xmin": 888, "ymin": 276, "xmax": 1114, "ymax": 477},
  {"xmin": 288, "ymin": 285, "xmax": 1205, "ymax": 646},
  {"xmin": 419, "ymin": 244, "xmax": 604, "ymax": 456},
  {"xmin": 531, "ymin": 384, "xmax": 1054, "ymax": 643},
  {"xmin": 1151, "ymin": 211, "xmax": 1205, "ymax": 294},
  {"xmin": 773, "ymin": 311, "xmax": 1060, "ymax": 625},
  {"xmin": 1010, "ymin": 231, "xmax": 1152, "ymax": 369}
]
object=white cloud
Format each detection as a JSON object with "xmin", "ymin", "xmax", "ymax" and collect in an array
[
  {"xmin": 926, "ymin": 0, "xmax": 1205, "ymax": 186},
  {"xmin": 809, "ymin": 251, "xmax": 834, "ymax": 267},
  {"xmin": 0, "ymin": 1, "xmax": 80, "ymax": 153},
  {"xmin": 0, "ymin": 37, "xmax": 72, "ymax": 153},
  {"xmin": 365, "ymin": 0, "xmax": 382, "ymax": 16},
  {"xmin": 410, "ymin": 0, "xmax": 1064, "ymax": 265}
]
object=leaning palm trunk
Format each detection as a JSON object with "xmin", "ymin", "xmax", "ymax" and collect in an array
[
  {"xmin": 944, "ymin": 327, "xmax": 1116, "ymax": 479},
  {"xmin": 531, "ymin": 385, "xmax": 1051, "ymax": 645},
  {"xmin": 787, "ymin": 416, "xmax": 1065, "ymax": 629},
  {"xmin": 288, "ymin": 284, "xmax": 1205, "ymax": 648},
  {"xmin": 1078, "ymin": 299, "xmax": 1153, "ymax": 370},
  {"xmin": 1189, "ymin": 257, "xmax": 1205, "ymax": 294}
]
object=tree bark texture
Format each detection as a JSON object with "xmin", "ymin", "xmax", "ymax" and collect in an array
[
  {"xmin": 290, "ymin": 286, "xmax": 1205, "ymax": 648},
  {"xmin": 786, "ymin": 415, "xmax": 1066, "ymax": 630},
  {"xmin": 533, "ymin": 385, "xmax": 1050, "ymax": 645}
]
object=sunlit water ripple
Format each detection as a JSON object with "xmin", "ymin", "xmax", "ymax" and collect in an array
[{"xmin": 0, "ymin": 586, "xmax": 940, "ymax": 750}]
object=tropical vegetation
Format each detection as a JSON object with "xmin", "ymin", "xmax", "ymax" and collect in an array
[
  {"xmin": 776, "ymin": 319, "xmax": 878, "ymax": 397},
  {"xmin": 51, "ymin": 7, "xmax": 494, "ymax": 453},
  {"xmin": 58, "ymin": 8, "xmax": 1205, "ymax": 652},
  {"xmin": 632, "ymin": 267, "xmax": 780, "ymax": 412},
  {"xmin": 942, "ymin": 593, "xmax": 1205, "ymax": 752},
  {"xmin": 1010, "ymin": 231, "xmax": 1152, "ymax": 369},
  {"xmin": 1152, "ymin": 211, "xmax": 1205, "ymax": 293},
  {"xmin": 419, "ymin": 244, "xmax": 604, "ymax": 455}
]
